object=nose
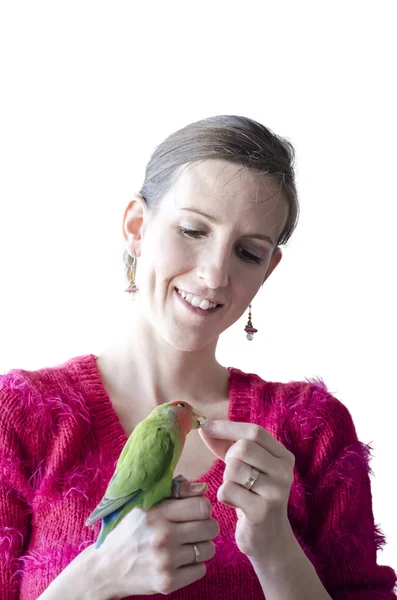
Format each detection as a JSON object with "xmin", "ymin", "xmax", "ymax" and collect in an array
[{"xmin": 197, "ymin": 246, "xmax": 230, "ymax": 289}]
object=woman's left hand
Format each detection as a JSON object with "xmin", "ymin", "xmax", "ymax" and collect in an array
[{"xmin": 199, "ymin": 421, "xmax": 297, "ymax": 565}]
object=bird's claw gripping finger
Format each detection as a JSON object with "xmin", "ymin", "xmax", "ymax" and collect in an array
[{"xmin": 171, "ymin": 474, "xmax": 189, "ymax": 499}]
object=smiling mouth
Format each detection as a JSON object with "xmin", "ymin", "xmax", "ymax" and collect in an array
[{"xmin": 176, "ymin": 288, "xmax": 221, "ymax": 311}]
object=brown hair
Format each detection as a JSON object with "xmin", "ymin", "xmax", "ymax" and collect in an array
[{"xmin": 125, "ymin": 115, "xmax": 299, "ymax": 280}]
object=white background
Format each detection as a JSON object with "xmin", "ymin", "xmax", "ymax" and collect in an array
[{"xmin": 1, "ymin": 1, "xmax": 396, "ymax": 573}]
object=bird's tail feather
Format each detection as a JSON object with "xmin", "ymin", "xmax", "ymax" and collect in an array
[{"xmin": 95, "ymin": 490, "xmax": 142, "ymax": 548}]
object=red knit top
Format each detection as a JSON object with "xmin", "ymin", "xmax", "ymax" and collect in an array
[{"xmin": 0, "ymin": 354, "xmax": 396, "ymax": 599}]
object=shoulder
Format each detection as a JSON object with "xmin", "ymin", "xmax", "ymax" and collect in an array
[
  {"xmin": 0, "ymin": 354, "xmax": 93, "ymax": 436},
  {"xmin": 269, "ymin": 375, "xmax": 356, "ymax": 433},
  {"xmin": 230, "ymin": 367, "xmax": 360, "ymax": 467},
  {"xmin": 230, "ymin": 367, "xmax": 354, "ymax": 428}
]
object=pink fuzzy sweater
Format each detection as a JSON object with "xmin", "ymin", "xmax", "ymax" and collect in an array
[{"xmin": 0, "ymin": 353, "xmax": 395, "ymax": 599}]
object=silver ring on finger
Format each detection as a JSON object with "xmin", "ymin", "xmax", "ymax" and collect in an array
[
  {"xmin": 192, "ymin": 543, "xmax": 200, "ymax": 564},
  {"xmin": 243, "ymin": 466, "xmax": 260, "ymax": 491}
]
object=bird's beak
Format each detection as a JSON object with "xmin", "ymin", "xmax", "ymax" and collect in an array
[{"xmin": 192, "ymin": 408, "xmax": 207, "ymax": 429}]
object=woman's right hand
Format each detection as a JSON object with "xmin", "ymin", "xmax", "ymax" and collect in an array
[{"xmin": 95, "ymin": 480, "xmax": 218, "ymax": 598}]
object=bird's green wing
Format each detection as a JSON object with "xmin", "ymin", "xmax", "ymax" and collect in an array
[{"xmin": 86, "ymin": 425, "xmax": 176, "ymax": 524}]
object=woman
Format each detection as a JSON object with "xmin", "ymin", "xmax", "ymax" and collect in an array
[{"xmin": 1, "ymin": 116, "xmax": 395, "ymax": 599}]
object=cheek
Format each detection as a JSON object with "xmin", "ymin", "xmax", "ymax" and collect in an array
[
  {"xmin": 143, "ymin": 231, "xmax": 195, "ymax": 278},
  {"xmin": 230, "ymin": 263, "xmax": 264, "ymax": 297}
]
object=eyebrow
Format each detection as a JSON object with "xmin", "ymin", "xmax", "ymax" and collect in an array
[{"xmin": 180, "ymin": 207, "xmax": 275, "ymax": 245}]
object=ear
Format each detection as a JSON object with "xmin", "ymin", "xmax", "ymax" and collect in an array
[
  {"xmin": 262, "ymin": 246, "xmax": 282, "ymax": 285},
  {"xmin": 122, "ymin": 195, "xmax": 148, "ymax": 258}
]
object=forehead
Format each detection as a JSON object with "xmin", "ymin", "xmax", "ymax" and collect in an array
[{"xmin": 166, "ymin": 159, "xmax": 288, "ymax": 238}]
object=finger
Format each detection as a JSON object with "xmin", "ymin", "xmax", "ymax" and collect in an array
[
  {"xmin": 224, "ymin": 458, "xmax": 292, "ymax": 499},
  {"xmin": 201, "ymin": 421, "xmax": 290, "ymax": 459},
  {"xmin": 217, "ymin": 480, "xmax": 263, "ymax": 522},
  {"xmin": 225, "ymin": 441, "xmax": 292, "ymax": 484},
  {"xmin": 173, "ymin": 518, "xmax": 219, "ymax": 545},
  {"xmin": 155, "ymin": 495, "xmax": 213, "ymax": 523},
  {"xmin": 225, "ymin": 439, "xmax": 272, "ymax": 474},
  {"xmin": 198, "ymin": 427, "xmax": 234, "ymax": 461},
  {"xmin": 224, "ymin": 457, "xmax": 266, "ymax": 495},
  {"xmin": 218, "ymin": 480, "xmax": 288, "ymax": 523},
  {"xmin": 176, "ymin": 541, "xmax": 216, "ymax": 568}
]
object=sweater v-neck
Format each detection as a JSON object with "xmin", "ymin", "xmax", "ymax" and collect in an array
[{"xmin": 76, "ymin": 353, "xmax": 256, "ymax": 485}]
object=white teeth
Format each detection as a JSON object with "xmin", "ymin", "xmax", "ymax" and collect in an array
[
  {"xmin": 191, "ymin": 297, "xmax": 202, "ymax": 308},
  {"xmin": 177, "ymin": 289, "xmax": 217, "ymax": 311}
]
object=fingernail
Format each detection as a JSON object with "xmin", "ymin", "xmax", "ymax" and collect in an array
[{"xmin": 190, "ymin": 482, "xmax": 207, "ymax": 493}]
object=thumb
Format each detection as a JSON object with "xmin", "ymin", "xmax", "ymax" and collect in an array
[{"xmin": 198, "ymin": 427, "xmax": 234, "ymax": 461}]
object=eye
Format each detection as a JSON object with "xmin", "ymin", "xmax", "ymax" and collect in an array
[
  {"xmin": 178, "ymin": 226, "xmax": 262, "ymax": 264},
  {"xmin": 177, "ymin": 402, "xmax": 187, "ymax": 408},
  {"xmin": 237, "ymin": 247, "xmax": 262, "ymax": 264},
  {"xmin": 177, "ymin": 226, "xmax": 205, "ymax": 238}
]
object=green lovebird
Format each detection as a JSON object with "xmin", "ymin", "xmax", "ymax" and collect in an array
[{"xmin": 85, "ymin": 400, "xmax": 207, "ymax": 548}]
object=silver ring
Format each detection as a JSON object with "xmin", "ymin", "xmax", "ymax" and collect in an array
[
  {"xmin": 192, "ymin": 543, "xmax": 200, "ymax": 564},
  {"xmin": 243, "ymin": 466, "xmax": 260, "ymax": 491}
]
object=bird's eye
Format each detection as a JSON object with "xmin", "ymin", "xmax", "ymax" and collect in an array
[{"xmin": 177, "ymin": 402, "xmax": 187, "ymax": 408}]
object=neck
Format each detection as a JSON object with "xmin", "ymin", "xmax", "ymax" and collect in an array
[{"xmin": 96, "ymin": 301, "xmax": 230, "ymax": 415}]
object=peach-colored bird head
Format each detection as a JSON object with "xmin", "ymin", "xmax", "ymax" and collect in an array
[{"xmin": 167, "ymin": 400, "xmax": 207, "ymax": 437}]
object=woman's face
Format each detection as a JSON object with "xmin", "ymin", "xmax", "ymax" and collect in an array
[{"xmin": 126, "ymin": 159, "xmax": 289, "ymax": 351}]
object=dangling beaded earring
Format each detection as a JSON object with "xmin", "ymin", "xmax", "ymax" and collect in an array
[
  {"xmin": 244, "ymin": 304, "xmax": 258, "ymax": 341},
  {"xmin": 123, "ymin": 250, "xmax": 139, "ymax": 294}
]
